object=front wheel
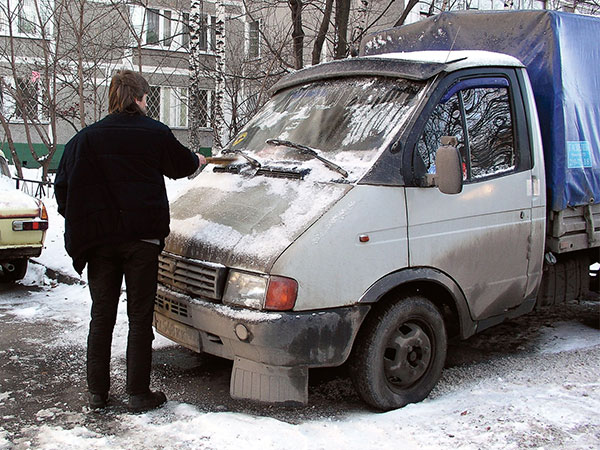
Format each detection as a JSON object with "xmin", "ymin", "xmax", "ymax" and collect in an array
[{"xmin": 349, "ymin": 296, "xmax": 447, "ymax": 410}]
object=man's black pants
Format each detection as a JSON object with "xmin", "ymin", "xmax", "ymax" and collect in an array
[{"xmin": 86, "ymin": 241, "xmax": 160, "ymax": 396}]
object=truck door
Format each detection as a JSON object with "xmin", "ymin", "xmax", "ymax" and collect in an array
[{"xmin": 405, "ymin": 71, "xmax": 534, "ymax": 320}]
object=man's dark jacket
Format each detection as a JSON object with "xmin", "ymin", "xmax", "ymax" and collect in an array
[{"xmin": 55, "ymin": 113, "xmax": 199, "ymax": 273}]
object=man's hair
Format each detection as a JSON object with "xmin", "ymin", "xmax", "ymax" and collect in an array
[{"xmin": 108, "ymin": 70, "xmax": 150, "ymax": 115}]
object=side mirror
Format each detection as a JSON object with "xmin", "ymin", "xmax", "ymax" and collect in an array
[{"xmin": 434, "ymin": 137, "xmax": 463, "ymax": 195}]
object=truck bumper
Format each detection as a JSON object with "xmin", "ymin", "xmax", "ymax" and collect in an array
[
  {"xmin": 154, "ymin": 285, "xmax": 370, "ymax": 404},
  {"xmin": 0, "ymin": 246, "xmax": 42, "ymax": 259}
]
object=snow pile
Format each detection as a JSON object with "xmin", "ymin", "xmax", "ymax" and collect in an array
[{"xmin": 536, "ymin": 321, "xmax": 600, "ymax": 354}]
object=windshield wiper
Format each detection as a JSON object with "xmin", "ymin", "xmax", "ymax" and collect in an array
[
  {"xmin": 265, "ymin": 139, "xmax": 348, "ymax": 178},
  {"xmin": 221, "ymin": 148, "xmax": 261, "ymax": 168}
]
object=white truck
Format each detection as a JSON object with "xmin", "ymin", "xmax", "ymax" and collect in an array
[{"xmin": 153, "ymin": 11, "xmax": 599, "ymax": 410}]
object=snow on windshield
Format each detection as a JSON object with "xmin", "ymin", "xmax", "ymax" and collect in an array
[{"xmin": 227, "ymin": 76, "xmax": 425, "ymax": 181}]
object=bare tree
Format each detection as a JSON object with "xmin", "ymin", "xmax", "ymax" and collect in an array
[
  {"xmin": 0, "ymin": 0, "xmax": 62, "ymax": 181},
  {"xmin": 311, "ymin": 0, "xmax": 334, "ymax": 64},
  {"xmin": 289, "ymin": 0, "xmax": 305, "ymax": 68}
]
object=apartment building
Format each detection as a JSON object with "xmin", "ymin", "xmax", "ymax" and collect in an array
[{"xmin": 0, "ymin": 0, "xmax": 245, "ymax": 172}]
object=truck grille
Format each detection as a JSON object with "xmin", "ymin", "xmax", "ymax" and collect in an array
[
  {"xmin": 156, "ymin": 292, "xmax": 189, "ymax": 318},
  {"xmin": 158, "ymin": 252, "xmax": 227, "ymax": 301}
]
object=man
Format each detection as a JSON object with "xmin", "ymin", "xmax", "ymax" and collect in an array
[{"xmin": 55, "ymin": 70, "xmax": 205, "ymax": 412}]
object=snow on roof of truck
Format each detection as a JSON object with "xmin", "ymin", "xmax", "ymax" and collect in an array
[{"xmin": 369, "ymin": 50, "xmax": 524, "ymax": 71}]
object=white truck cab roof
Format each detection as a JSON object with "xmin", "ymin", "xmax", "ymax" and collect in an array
[
  {"xmin": 370, "ymin": 50, "xmax": 525, "ymax": 70},
  {"xmin": 272, "ymin": 50, "xmax": 524, "ymax": 95}
]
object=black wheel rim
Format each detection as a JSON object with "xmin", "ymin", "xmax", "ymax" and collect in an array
[{"xmin": 383, "ymin": 320, "xmax": 433, "ymax": 390}]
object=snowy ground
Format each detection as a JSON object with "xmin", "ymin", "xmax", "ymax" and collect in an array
[{"xmin": 0, "ymin": 171, "xmax": 599, "ymax": 449}]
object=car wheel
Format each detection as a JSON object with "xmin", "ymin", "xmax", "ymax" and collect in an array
[
  {"xmin": 0, "ymin": 259, "xmax": 28, "ymax": 282},
  {"xmin": 349, "ymin": 295, "xmax": 447, "ymax": 410}
]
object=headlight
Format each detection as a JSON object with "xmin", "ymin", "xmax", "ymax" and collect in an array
[
  {"xmin": 223, "ymin": 270, "xmax": 298, "ymax": 311},
  {"xmin": 223, "ymin": 271, "xmax": 268, "ymax": 309}
]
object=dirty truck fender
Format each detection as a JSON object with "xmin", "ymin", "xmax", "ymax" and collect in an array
[{"xmin": 357, "ymin": 267, "xmax": 477, "ymax": 339}]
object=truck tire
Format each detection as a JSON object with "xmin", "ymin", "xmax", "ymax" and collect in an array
[
  {"xmin": 537, "ymin": 254, "xmax": 589, "ymax": 307},
  {"xmin": 0, "ymin": 259, "xmax": 28, "ymax": 282},
  {"xmin": 349, "ymin": 295, "xmax": 447, "ymax": 410}
]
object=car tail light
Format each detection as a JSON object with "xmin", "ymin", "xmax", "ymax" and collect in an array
[
  {"xmin": 40, "ymin": 202, "xmax": 48, "ymax": 220},
  {"xmin": 264, "ymin": 276, "xmax": 298, "ymax": 311},
  {"xmin": 12, "ymin": 220, "xmax": 48, "ymax": 231}
]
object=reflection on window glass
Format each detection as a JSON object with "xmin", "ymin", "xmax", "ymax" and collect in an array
[
  {"xmin": 18, "ymin": 0, "xmax": 36, "ymax": 34},
  {"xmin": 248, "ymin": 21, "xmax": 260, "ymax": 58},
  {"xmin": 238, "ymin": 77, "xmax": 424, "ymax": 156},
  {"xmin": 198, "ymin": 14, "xmax": 208, "ymax": 51},
  {"xmin": 164, "ymin": 11, "xmax": 172, "ymax": 47},
  {"xmin": 417, "ymin": 94, "xmax": 464, "ymax": 175},
  {"xmin": 182, "ymin": 13, "xmax": 190, "ymax": 48},
  {"xmin": 417, "ymin": 84, "xmax": 515, "ymax": 181},
  {"xmin": 146, "ymin": 9, "xmax": 159, "ymax": 45},
  {"xmin": 463, "ymin": 88, "xmax": 515, "ymax": 179}
]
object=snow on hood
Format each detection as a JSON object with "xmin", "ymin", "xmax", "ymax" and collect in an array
[
  {"xmin": 0, "ymin": 181, "xmax": 39, "ymax": 215},
  {"xmin": 166, "ymin": 170, "xmax": 351, "ymax": 272}
]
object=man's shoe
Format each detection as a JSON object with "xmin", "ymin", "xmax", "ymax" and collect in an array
[
  {"xmin": 128, "ymin": 390, "xmax": 167, "ymax": 412},
  {"xmin": 89, "ymin": 392, "xmax": 109, "ymax": 410}
]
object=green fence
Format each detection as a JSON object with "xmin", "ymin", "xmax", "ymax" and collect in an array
[
  {"xmin": 1, "ymin": 143, "xmax": 211, "ymax": 172},
  {"xmin": 1, "ymin": 143, "xmax": 65, "ymax": 172}
]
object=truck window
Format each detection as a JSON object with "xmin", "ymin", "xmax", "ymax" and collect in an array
[{"xmin": 417, "ymin": 81, "xmax": 516, "ymax": 182}]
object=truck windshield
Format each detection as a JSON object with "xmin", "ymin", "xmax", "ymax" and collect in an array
[{"xmin": 227, "ymin": 76, "xmax": 425, "ymax": 180}]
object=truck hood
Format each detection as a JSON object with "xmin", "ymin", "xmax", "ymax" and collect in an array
[
  {"xmin": 0, "ymin": 187, "xmax": 40, "ymax": 217},
  {"xmin": 166, "ymin": 171, "xmax": 351, "ymax": 272}
]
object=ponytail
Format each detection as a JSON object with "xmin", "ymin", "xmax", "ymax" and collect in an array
[{"xmin": 108, "ymin": 70, "xmax": 150, "ymax": 115}]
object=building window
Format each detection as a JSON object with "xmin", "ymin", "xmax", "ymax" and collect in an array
[
  {"xmin": 163, "ymin": 10, "xmax": 172, "ymax": 47},
  {"xmin": 181, "ymin": 12, "xmax": 190, "ymax": 48},
  {"xmin": 248, "ymin": 20, "xmax": 260, "ymax": 58},
  {"xmin": 0, "ymin": 0, "xmax": 53, "ymax": 37},
  {"xmin": 194, "ymin": 14, "xmax": 216, "ymax": 52},
  {"xmin": 147, "ymin": 85, "xmax": 161, "ymax": 120},
  {"xmin": 148, "ymin": 86, "xmax": 191, "ymax": 129},
  {"xmin": 210, "ymin": 16, "xmax": 216, "ymax": 51},
  {"xmin": 197, "ymin": 90, "xmax": 212, "ymax": 128},
  {"xmin": 197, "ymin": 14, "xmax": 208, "ymax": 51},
  {"xmin": 0, "ymin": 76, "xmax": 47, "ymax": 123},
  {"xmin": 146, "ymin": 8, "xmax": 159, "ymax": 45},
  {"xmin": 15, "ymin": 77, "xmax": 41, "ymax": 121},
  {"xmin": 130, "ymin": 7, "xmax": 185, "ymax": 50},
  {"xmin": 18, "ymin": 0, "xmax": 37, "ymax": 34}
]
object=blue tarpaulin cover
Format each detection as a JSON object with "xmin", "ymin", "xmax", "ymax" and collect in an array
[{"xmin": 360, "ymin": 10, "xmax": 600, "ymax": 211}]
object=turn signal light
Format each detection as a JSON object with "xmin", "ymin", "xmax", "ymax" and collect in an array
[
  {"xmin": 265, "ymin": 276, "xmax": 298, "ymax": 311},
  {"xmin": 40, "ymin": 202, "xmax": 48, "ymax": 220}
]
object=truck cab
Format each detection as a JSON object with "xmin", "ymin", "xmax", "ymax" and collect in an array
[{"xmin": 154, "ymin": 50, "xmax": 549, "ymax": 410}]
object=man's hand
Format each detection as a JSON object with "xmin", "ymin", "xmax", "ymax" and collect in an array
[{"xmin": 196, "ymin": 154, "xmax": 207, "ymax": 166}]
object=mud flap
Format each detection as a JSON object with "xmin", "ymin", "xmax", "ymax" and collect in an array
[{"xmin": 230, "ymin": 357, "xmax": 308, "ymax": 405}]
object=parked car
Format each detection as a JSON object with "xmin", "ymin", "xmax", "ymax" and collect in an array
[{"xmin": 0, "ymin": 150, "xmax": 48, "ymax": 282}]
